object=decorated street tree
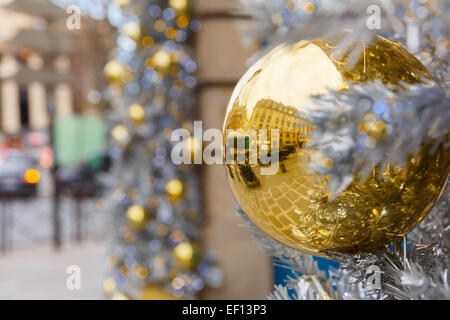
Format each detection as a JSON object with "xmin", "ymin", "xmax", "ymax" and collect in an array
[{"xmin": 102, "ymin": 0, "xmax": 221, "ymax": 300}]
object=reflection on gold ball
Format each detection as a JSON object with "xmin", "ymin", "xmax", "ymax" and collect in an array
[
  {"xmin": 166, "ymin": 179, "xmax": 184, "ymax": 203},
  {"xmin": 173, "ymin": 242, "xmax": 200, "ymax": 269},
  {"xmin": 223, "ymin": 34, "xmax": 449, "ymax": 256},
  {"xmin": 126, "ymin": 205, "xmax": 147, "ymax": 229},
  {"xmin": 140, "ymin": 285, "xmax": 180, "ymax": 300},
  {"xmin": 122, "ymin": 21, "xmax": 142, "ymax": 42},
  {"xmin": 128, "ymin": 103, "xmax": 146, "ymax": 124},
  {"xmin": 104, "ymin": 59, "xmax": 125, "ymax": 85}
]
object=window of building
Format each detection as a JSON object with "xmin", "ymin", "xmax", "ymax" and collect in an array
[{"xmin": 19, "ymin": 86, "xmax": 29, "ymax": 128}]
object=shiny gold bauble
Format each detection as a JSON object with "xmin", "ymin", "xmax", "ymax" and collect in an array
[
  {"xmin": 173, "ymin": 242, "xmax": 200, "ymax": 269},
  {"xmin": 104, "ymin": 59, "xmax": 125, "ymax": 85},
  {"xmin": 165, "ymin": 179, "xmax": 184, "ymax": 203},
  {"xmin": 126, "ymin": 205, "xmax": 147, "ymax": 229},
  {"xmin": 223, "ymin": 34, "xmax": 449, "ymax": 256},
  {"xmin": 128, "ymin": 103, "xmax": 146, "ymax": 124},
  {"xmin": 140, "ymin": 285, "xmax": 180, "ymax": 300}
]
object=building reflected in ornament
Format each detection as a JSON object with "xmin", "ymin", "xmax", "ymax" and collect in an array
[
  {"xmin": 224, "ymin": 98, "xmax": 315, "ymax": 187},
  {"xmin": 248, "ymin": 99, "xmax": 314, "ymax": 150}
]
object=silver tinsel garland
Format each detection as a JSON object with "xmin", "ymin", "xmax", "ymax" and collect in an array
[
  {"xmin": 307, "ymin": 80, "xmax": 449, "ymax": 196},
  {"xmin": 234, "ymin": 0, "xmax": 449, "ymax": 300},
  {"xmin": 239, "ymin": 197, "xmax": 450, "ymax": 300}
]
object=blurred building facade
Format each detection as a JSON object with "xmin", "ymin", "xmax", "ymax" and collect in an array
[
  {"xmin": 0, "ymin": 0, "xmax": 113, "ymax": 141},
  {"xmin": 0, "ymin": 0, "xmax": 72, "ymax": 143},
  {"xmin": 0, "ymin": 0, "xmax": 112, "ymax": 252}
]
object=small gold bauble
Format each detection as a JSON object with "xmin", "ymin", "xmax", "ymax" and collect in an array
[
  {"xmin": 151, "ymin": 49, "xmax": 172, "ymax": 72},
  {"xmin": 135, "ymin": 266, "xmax": 149, "ymax": 279},
  {"xmin": 104, "ymin": 59, "xmax": 125, "ymax": 85},
  {"xmin": 173, "ymin": 242, "xmax": 200, "ymax": 269},
  {"xmin": 165, "ymin": 179, "xmax": 184, "ymax": 203},
  {"xmin": 169, "ymin": 0, "xmax": 189, "ymax": 14},
  {"xmin": 114, "ymin": 0, "xmax": 130, "ymax": 7},
  {"xmin": 122, "ymin": 21, "xmax": 142, "ymax": 42},
  {"xmin": 126, "ymin": 205, "xmax": 147, "ymax": 229},
  {"xmin": 140, "ymin": 285, "xmax": 180, "ymax": 300},
  {"xmin": 223, "ymin": 34, "xmax": 449, "ymax": 256},
  {"xmin": 111, "ymin": 124, "xmax": 129, "ymax": 143},
  {"xmin": 128, "ymin": 103, "xmax": 146, "ymax": 124},
  {"xmin": 103, "ymin": 278, "xmax": 117, "ymax": 296},
  {"xmin": 111, "ymin": 292, "xmax": 130, "ymax": 300}
]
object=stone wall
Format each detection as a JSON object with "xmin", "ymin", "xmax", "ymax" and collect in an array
[{"xmin": 194, "ymin": 0, "xmax": 272, "ymax": 299}]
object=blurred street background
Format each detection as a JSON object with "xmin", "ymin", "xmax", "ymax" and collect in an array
[
  {"xmin": 0, "ymin": 0, "xmax": 272, "ymax": 299},
  {"xmin": 0, "ymin": 0, "xmax": 113, "ymax": 298}
]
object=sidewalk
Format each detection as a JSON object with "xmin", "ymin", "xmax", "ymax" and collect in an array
[{"xmin": 0, "ymin": 241, "xmax": 106, "ymax": 299}]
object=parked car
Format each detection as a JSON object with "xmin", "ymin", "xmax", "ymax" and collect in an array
[{"xmin": 0, "ymin": 148, "xmax": 39, "ymax": 198}]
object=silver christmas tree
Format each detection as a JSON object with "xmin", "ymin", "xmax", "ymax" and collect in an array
[{"xmin": 99, "ymin": 0, "xmax": 221, "ymax": 299}]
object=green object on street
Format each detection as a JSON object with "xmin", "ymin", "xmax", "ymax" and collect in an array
[{"xmin": 53, "ymin": 116, "xmax": 106, "ymax": 168}]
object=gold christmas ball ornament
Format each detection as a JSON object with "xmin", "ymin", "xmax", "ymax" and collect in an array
[
  {"xmin": 114, "ymin": 0, "xmax": 131, "ymax": 7},
  {"xmin": 122, "ymin": 21, "xmax": 142, "ymax": 42},
  {"xmin": 126, "ymin": 205, "xmax": 148, "ymax": 229},
  {"xmin": 104, "ymin": 59, "xmax": 125, "ymax": 85},
  {"xmin": 169, "ymin": 0, "xmax": 189, "ymax": 15},
  {"xmin": 111, "ymin": 292, "xmax": 130, "ymax": 300},
  {"xmin": 103, "ymin": 278, "xmax": 117, "ymax": 296},
  {"xmin": 173, "ymin": 242, "xmax": 200, "ymax": 269},
  {"xmin": 140, "ymin": 285, "xmax": 180, "ymax": 300},
  {"xmin": 111, "ymin": 124, "xmax": 130, "ymax": 144},
  {"xmin": 223, "ymin": 34, "xmax": 449, "ymax": 256},
  {"xmin": 150, "ymin": 49, "xmax": 172, "ymax": 72},
  {"xmin": 146, "ymin": 49, "xmax": 181, "ymax": 75},
  {"xmin": 165, "ymin": 179, "xmax": 184, "ymax": 203},
  {"xmin": 128, "ymin": 103, "xmax": 146, "ymax": 124}
]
